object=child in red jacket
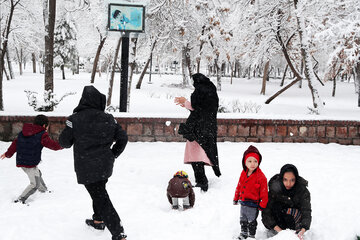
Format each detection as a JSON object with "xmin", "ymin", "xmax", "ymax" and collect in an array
[
  {"xmin": 0, "ymin": 115, "xmax": 62, "ymax": 204},
  {"xmin": 233, "ymin": 145, "xmax": 268, "ymax": 239}
]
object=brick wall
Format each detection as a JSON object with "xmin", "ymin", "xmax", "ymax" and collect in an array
[{"xmin": 0, "ymin": 116, "xmax": 359, "ymax": 145}]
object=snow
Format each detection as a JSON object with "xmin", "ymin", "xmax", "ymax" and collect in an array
[
  {"xmin": 0, "ymin": 69, "xmax": 360, "ymax": 239},
  {"xmin": 0, "ymin": 142, "xmax": 359, "ymax": 240},
  {"xmin": 1, "ymin": 70, "xmax": 360, "ymax": 121}
]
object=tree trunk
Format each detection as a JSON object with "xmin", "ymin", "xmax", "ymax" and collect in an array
[
  {"xmin": 214, "ymin": 58, "xmax": 221, "ymax": 91},
  {"xmin": 261, "ymin": 60, "xmax": 270, "ymax": 95},
  {"xmin": 32, "ymin": 53, "xmax": 37, "ymax": 73},
  {"xmin": 107, "ymin": 37, "xmax": 122, "ymax": 106},
  {"xmin": 90, "ymin": 36, "xmax": 106, "ymax": 83},
  {"xmin": 44, "ymin": 0, "xmax": 56, "ymax": 109},
  {"xmin": 3, "ymin": 65, "xmax": 10, "ymax": 80},
  {"xmin": 136, "ymin": 39, "xmax": 157, "ymax": 89},
  {"xmin": 294, "ymin": 0, "xmax": 323, "ymax": 111},
  {"xmin": 16, "ymin": 47, "xmax": 23, "ymax": 75},
  {"xmin": 127, "ymin": 38, "xmax": 138, "ymax": 111},
  {"xmin": 61, "ymin": 65, "xmax": 65, "ymax": 79},
  {"xmin": 0, "ymin": 1, "xmax": 20, "ymax": 110},
  {"xmin": 181, "ymin": 46, "xmax": 190, "ymax": 86},
  {"xmin": 280, "ymin": 65, "xmax": 288, "ymax": 87},
  {"xmin": 185, "ymin": 44, "xmax": 193, "ymax": 78},
  {"xmin": 6, "ymin": 47, "xmax": 14, "ymax": 79},
  {"xmin": 355, "ymin": 62, "xmax": 360, "ymax": 107}
]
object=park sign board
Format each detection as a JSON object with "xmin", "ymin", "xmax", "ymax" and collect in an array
[{"xmin": 108, "ymin": 3, "xmax": 145, "ymax": 32}]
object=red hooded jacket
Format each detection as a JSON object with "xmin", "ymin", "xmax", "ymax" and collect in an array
[
  {"xmin": 5, "ymin": 123, "xmax": 62, "ymax": 168},
  {"xmin": 233, "ymin": 145, "xmax": 268, "ymax": 210}
]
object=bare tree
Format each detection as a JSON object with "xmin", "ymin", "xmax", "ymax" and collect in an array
[
  {"xmin": 43, "ymin": 0, "xmax": 56, "ymax": 107},
  {"xmin": 0, "ymin": 0, "xmax": 21, "ymax": 110},
  {"xmin": 90, "ymin": 28, "xmax": 106, "ymax": 83},
  {"xmin": 107, "ymin": 37, "xmax": 122, "ymax": 106}
]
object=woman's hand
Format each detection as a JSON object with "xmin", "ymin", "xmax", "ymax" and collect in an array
[
  {"xmin": 274, "ymin": 225, "xmax": 282, "ymax": 233},
  {"xmin": 174, "ymin": 97, "xmax": 187, "ymax": 107},
  {"xmin": 297, "ymin": 228, "xmax": 306, "ymax": 240}
]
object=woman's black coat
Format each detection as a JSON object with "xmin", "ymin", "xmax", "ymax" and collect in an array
[
  {"xmin": 261, "ymin": 169, "xmax": 312, "ymax": 231},
  {"xmin": 178, "ymin": 73, "xmax": 221, "ymax": 177},
  {"xmin": 59, "ymin": 86, "xmax": 128, "ymax": 185}
]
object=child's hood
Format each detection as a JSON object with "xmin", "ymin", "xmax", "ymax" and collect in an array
[
  {"xmin": 242, "ymin": 145, "xmax": 262, "ymax": 171},
  {"xmin": 22, "ymin": 123, "xmax": 46, "ymax": 137}
]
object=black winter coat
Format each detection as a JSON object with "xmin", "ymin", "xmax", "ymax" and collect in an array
[
  {"xmin": 59, "ymin": 86, "xmax": 128, "ymax": 184},
  {"xmin": 178, "ymin": 73, "xmax": 221, "ymax": 176},
  {"xmin": 261, "ymin": 167, "xmax": 312, "ymax": 231}
]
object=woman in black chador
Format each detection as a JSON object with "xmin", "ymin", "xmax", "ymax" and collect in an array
[{"xmin": 175, "ymin": 73, "xmax": 221, "ymax": 192}]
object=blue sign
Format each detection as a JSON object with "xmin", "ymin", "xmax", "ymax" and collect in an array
[{"xmin": 108, "ymin": 3, "xmax": 145, "ymax": 32}]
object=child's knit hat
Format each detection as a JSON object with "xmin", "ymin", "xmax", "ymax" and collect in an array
[
  {"xmin": 173, "ymin": 170, "xmax": 188, "ymax": 178},
  {"xmin": 242, "ymin": 145, "xmax": 262, "ymax": 171}
]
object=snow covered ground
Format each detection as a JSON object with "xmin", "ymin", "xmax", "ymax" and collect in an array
[
  {"xmin": 0, "ymin": 142, "xmax": 359, "ymax": 240},
  {"xmin": 1, "ymin": 70, "xmax": 360, "ymax": 121}
]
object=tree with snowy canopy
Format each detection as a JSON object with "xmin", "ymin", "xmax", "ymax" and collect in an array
[{"xmin": 54, "ymin": 13, "xmax": 78, "ymax": 80}]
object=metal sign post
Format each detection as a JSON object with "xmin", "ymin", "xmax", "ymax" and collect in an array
[
  {"xmin": 120, "ymin": 32, "xmax": 129, "ymax": 112},
  {"xmin": 107, "ymin": 2, "xmax": 145, "ymax": 112}
]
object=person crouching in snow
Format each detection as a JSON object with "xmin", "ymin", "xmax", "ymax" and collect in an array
[
  {"xmin": 167, "ymin": 171, "xmax": 195, "ymax": 210},
  {"xmin": 233, "ymin": 145, "xmax": 268, "ymax": 239}
]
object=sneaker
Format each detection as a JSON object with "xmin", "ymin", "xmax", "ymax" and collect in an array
[
  {"xmin": 238, "ymin": 233, "xmax": 248, "ymax": 239},
  {"xmin": 85, "ymin": 219, "xmax": 105, "ymax": 230}
]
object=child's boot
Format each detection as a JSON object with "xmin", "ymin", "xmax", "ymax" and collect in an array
[
  {"xmin": 248, "ymin": 220, "xmax": 257, "ymax": 239},
  {"xmin": 171, "ymin": 197, "xmax": 180, "ymax": 209},
  {"xmin": 238, "ymin": 221, "xmax": 248, "ymax": 239}
]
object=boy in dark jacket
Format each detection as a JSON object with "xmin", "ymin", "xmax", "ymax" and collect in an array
[
  {"xmin": 261, "ymin": 164, "xmax": 311, "ymax": 240},
  {"xmin": 59, "ymin": 86, "xmax": 128, "ymax": 240},
  {"xmin": 167, "ymin": 170, "xmax": 195, "ymax": 210},
  {"xmin": 233, "ymin": 145, "xmax": 268, "ymax": 239},
  {"xmin": 0, "ymin": 114, "xmax": 62, "ymax": 204}
]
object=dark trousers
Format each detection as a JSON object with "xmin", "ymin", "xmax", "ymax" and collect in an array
[
  {"xmin": 191, "ymin": 162, "xmax": 208, "ymax": 185},
  {"xmin": 84, "ymin": 180, "xmax": 124, "ymax": 237}
]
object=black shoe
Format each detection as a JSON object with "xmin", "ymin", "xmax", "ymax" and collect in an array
[
  {"xmin": 14, "ymin": 199, "xmax": 26, "ymax": 204},
  {"xmin": 195, "ymin": 183, "xmax": 208, "ymax": 192},
  {"xmin": 112, "ymin": 233, "xmax": 127, "ymax": 240},
  {"xmin": 172, "ymin": 205, "xmax": 179, "ymax": 210},
  {"xmin": 85, "ymin": 219, "xmax": 105, "ymax": 230}
]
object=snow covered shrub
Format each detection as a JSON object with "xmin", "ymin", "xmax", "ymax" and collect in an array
[
  {"xmin": 24, "ymin": 90, "xmax": 76, "ymax": 112},
  {"xmin": 106, "ymin": 105, "xmax": 119, "ymax": 112},
  {"xmin": 218, "ymin": 99, "xmax": 262, "ymax": 113}
]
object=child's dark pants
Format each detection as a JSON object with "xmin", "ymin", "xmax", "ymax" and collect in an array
[{"xmin": 84, "ymin": 180, "xmax": 124, "ymax": 238}]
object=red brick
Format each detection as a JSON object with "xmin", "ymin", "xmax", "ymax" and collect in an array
[
  {"xmin": 338, "ymin": 139, "xmax": 352, "ymax": 145},
  {"xmin": 128, "ymin": 136, "xmax": 138, "ymax": 142},
  {"xmin": 336, "ymin": 127, "xmax": 347, "ymax": 138},
  {"xmin": 277, "ymin": 126, "xmax": 287, "ymax": 137},
  {"xmin": 250, "ymin": 126, "xmax": 257, "ymax": 136},
  {"xmin": 238, "ymin": 126, "xmax": 250, "ymax": 137},
  {"xmin": 164, "ymin": 125, "xmax": 175, "ymax": 136},
  {"xmin": 138, "ymin": 136, "xmax": 155, "ymax": 142},
  {"xmin": 143, "ymin": 124, "xmax": 153, "ymax": 136},
  {"xmin": 288, "ymin": 126, "xmax": 298, "ymax": 137},
  {"xmin": 283, "ymin": 138, "xmax": 294, "ymax": 143},
  {"xmin": 235, "ymin": 137, "xmax": 246, "ymax": 142},
  {"xmin": 273, "ymin": 137, "xmax": 283, "ymax": 142},
  {"xmin": 259, "ymin": 137, "xmax": 272, "ymax": 142},
  {"xmin": 293, "ymin": 137, "xmax": 305, "ymax": 143},
  {"xmin": 154, "ymin": 124, "xmax": 164, "ymax": 136},
  {"xmin": 353, "ymin": 139, "xmax": 360, "ymax": 145},
  {"xmin": 127, "ymin": 123, "xmax": 142, "ymax": 135},
  {"xmin": 224, "ymin": 137, "xmax": 236, "ymax": 142},
  {"xmin": 265, "ymin": 126, "xmax": 275, "ymax": 136},
  {"xmin": 348, "ymin": 126, "xmax": 358, "ymax": 138},
  {"xmin": 228, "ymin": 125, "xmax": 238, "ymax": 137},
  {"xmin": 217, "ymin": 125, "xmax": 227, "ymax": 137},
  {"xmin": 247, "ymin": 137, "xmax": 259, "ymax": 142},
  {"xmin": 318, "ymin": 138, "xmax": 329, "ymax": 144},
  {"xmin": 326, "ymin": 127, "xmax": 335, "ymax": 137},
  {"xmin": 307, "ymin": 127, "xmax": 316, "ymax": 138},
  {"xmin": 257, "ymin": 126, "xmax": 265, "ymax": 136},
  {"xmin": 299, "ymin": 126, "xmax": 307, "ymax": 137},
  {"xmin": 12, "ymin": 122, "xmax": 23, "ymax": 135},
  {"xmin": 317, "ymin": 126, "xmax": 326, "ymax": 137}
]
